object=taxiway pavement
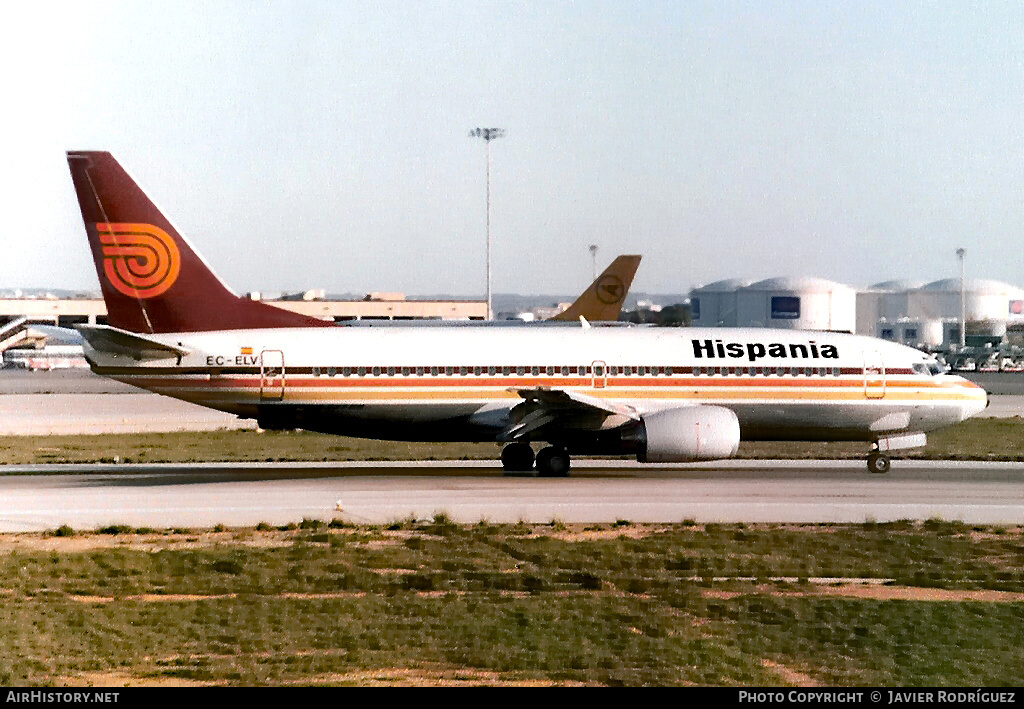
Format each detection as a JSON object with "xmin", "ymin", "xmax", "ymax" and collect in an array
[{"xmin": 0, "ymin": 459, "xmax": 1020, "ymax": 531}]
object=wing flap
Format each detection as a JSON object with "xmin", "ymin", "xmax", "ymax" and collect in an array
[{"xmin": 500, "ymin": 386, "xmax": 640, "ymax": 441}]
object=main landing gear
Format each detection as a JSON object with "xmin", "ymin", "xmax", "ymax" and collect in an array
[{"xmin": 500, "ymin": 443, "xmax": 571, "ymax": 477}]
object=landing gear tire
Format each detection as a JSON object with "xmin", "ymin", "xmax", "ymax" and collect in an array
[
  {"xmin": 536, "ymin": 446, "xmax": 571, "ymax": 477},
  {"xmin": 501, "ymin": 443, "xmax": 535, "ymax": 472},
  {"xmin": 867, "ymin": 452, "xmax": 891, "ymax": 474}
]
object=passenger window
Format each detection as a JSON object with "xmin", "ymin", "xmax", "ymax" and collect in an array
[
  {"xmin": 401, "ymin": 366, "xmax": 410, "ymax": 376},
  {"xmin": 488, "ymin": 366, "xmax": 496, "ymax": 376},
  {"xmin": 372, "ymin": 366, "xmax": 380, "ymax": 376},
  {"xmin": 343, "ymin": 367, "xmax": 351, "ymax": 376},
  {"xmin": 532, "ymin": 366, "xmax": 540, "ymax": 375},
  {"xmin": 666, "ymin": 367, "xmax": 674, "ymax": 376},
  {"xmin": 546, "ymin": 365, "xmax": 555, "ymax": 376},
  {"xmin": 430, "ymin": 366, "xmax": 438, "ymax": 376},
  {"xmin": 445, "ymin": 366, "xmax": 454, "ymax": 376},
  {"xmin": 387, "ymin": 366, "xmax": 395, "ymax": 376},
  {"xmin": 312, "ymin": 367, "xmax": 320, "ymax": 377},
  {"xmin": 327, "ymin": 367, "xmax": 337, "ymax": 377},
  {"xmin": 561, "ymin": 366, "xmax": 570, "ymax": 376}
]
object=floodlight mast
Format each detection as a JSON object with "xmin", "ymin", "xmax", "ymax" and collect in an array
[
  {"xmin": 956, "ymin": 247, "xmax": 966, "ymax": 349},
  {"xmin": 469, "ymin": 128, "xmax": 506, "ymax": 320}
]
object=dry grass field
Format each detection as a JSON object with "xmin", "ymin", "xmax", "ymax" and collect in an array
[{"xmin": 0, "ymin": 520, "xmax": 1021, "ymax": 686}]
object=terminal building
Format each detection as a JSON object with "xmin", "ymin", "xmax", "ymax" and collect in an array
[
  {"xmin": 0, "ymin": 292, "xmax": 487, "ymax": 367},
  {"xmin": 0, "ymin": 292, "xmax": 487, "ymax": 329}
]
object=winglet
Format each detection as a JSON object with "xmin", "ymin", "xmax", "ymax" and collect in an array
[{"xmin": 548, "ymin": 254, "xmax": 641, "ymax": 322}]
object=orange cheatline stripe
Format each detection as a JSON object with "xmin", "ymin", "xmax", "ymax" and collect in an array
[
  {"xmin": 117, "ymin": 373, "xmax": 966, "ymax": 391},
  {"xmin": 145, "ymin": 383, "xmax": 982, "ymax": 404}
]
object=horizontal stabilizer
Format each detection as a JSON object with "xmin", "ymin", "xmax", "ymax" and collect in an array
[{"xmin": 76, "ymin": 324, "xmax": 191, "ymax": 360}]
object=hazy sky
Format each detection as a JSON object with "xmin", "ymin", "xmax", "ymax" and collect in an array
[{"xmin": 2, "ymin": 1, "xmax": 1022, "ymax": 296}]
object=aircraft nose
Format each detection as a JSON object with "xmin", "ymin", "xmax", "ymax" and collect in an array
[{"xmin": 961, "ymin": 386, "xmax": 988, "ymax": 421}]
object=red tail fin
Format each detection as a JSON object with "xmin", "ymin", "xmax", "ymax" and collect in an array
[{"xmin": 67, "ymin": 151, "xmax": 333, "ymax": 333}]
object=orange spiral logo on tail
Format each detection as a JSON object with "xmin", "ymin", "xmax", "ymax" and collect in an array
[{"xmin": 97, "ymin": 223, "xmax": 181, "ymax": 299}]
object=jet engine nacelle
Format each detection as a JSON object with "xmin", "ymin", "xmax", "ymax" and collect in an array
[{"xmin": 636, "ymin": 405, "xmax": 741, "ymax": 463}]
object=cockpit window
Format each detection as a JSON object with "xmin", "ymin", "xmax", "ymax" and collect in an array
[{"xmin": 914, "ymin": 359, "xmax": 948, "ymax": 376}]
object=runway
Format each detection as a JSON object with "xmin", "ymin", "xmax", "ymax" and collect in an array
[{"xmin": 0, "ymin": 459, "xmax": 1020, "ymax": 531}]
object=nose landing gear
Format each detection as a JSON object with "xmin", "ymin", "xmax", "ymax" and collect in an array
[{"xmin": 866, "ymin": 451, "xmax": 891, "ymax": 474}]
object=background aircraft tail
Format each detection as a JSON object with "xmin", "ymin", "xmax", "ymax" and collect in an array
[
  {"xmin": 548, "ymin": 254, "xmax": 642, "ymax": 322},
  {"xmin": 67, "ymin": 151, "xmax": 334, "ymax": 334}
]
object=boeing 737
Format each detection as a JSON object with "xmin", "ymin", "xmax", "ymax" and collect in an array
[{"xmin": 68, "ymin": 151, "xmax": 987, "ymax": 476}]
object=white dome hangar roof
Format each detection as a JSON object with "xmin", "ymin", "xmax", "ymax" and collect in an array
[
  {"xmin": 744, "ymin": 276, "xmax": 854, "ymax": 293},
  {"xmin": 920, "ymin": 278, "xmax": 1024, "ymax": 296},
  {"xmin": 867, "ymin": 280, "xmax": 926, "ymax": 292},
  {"xmin": 691, "ymin": 278, "xmax": 753, "ymax": 293}
]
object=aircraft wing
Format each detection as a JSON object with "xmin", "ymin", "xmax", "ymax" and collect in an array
[{"xmin": 500, "ymin": 386, "xmax": 640, "ymax": 441}]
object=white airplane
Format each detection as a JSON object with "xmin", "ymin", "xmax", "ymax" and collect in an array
[{"xmin": 68, "ymin": 151, "xmax": 988, "ymax": 476}]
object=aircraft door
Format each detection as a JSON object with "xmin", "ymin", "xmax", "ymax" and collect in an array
[
  {"xmin": 863, "ymin": 350, "xmax": 885, "ymax": 399},
  {"xmin": 260, "ymin": 349, "xmax": 286, "ymax": 401},
  {"xmin": 591, "ymin": 360, "xmax": 608, "ymax": 389}
]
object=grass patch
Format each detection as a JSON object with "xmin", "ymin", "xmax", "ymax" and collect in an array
[
  {"xmin": 2, "ymin": 419, "xmax": 1024, "ymax": 466},
  {"xmin": 0, "ymin": 521, "xmax": 1020, "ymax": 685}
]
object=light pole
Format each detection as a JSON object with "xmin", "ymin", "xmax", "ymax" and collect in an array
[
  {"xmin": 956, "ymin": 247, "xmax": 966, "ymax": 349},
  {"xmin": 469, "ymin": 127, "xmax": 505, "ymax": 320},
  {"xmin": 589, "ymin": 244, "xmax": 598, "ymax": 282}
]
